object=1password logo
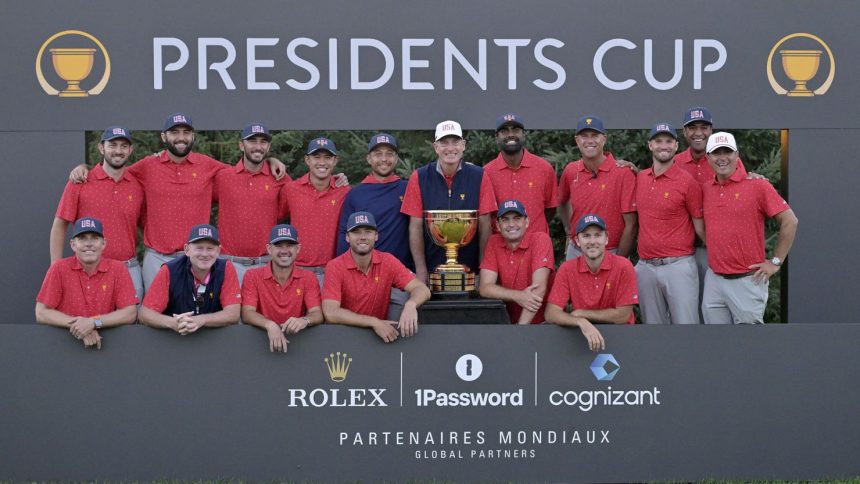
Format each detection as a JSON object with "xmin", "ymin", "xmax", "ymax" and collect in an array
[{"xmin": 455, "ymin": 354, "xmax": 482, "ymax": 381}]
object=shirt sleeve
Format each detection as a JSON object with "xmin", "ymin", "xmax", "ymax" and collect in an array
[
  {"xmin": 113, "ymin": 263, "xmax": 139, "ymax": 307},
  {"xmin": 126, "ymin": 157, "xmax": 147, "ymax": 182},
  {"xmin": 557, "ymin": 164, "xmax": 572, "ymax": 204},
  {"xmin": 544, "ymin": 163, "xmax": 560, "ymax": 209},
  {"xmin": 336, "ymin": 193, "xmax": 354, "ymax": 256},
  {"xmin": 479, "ymin": 239, "xmax": 500, "ymax": 272},
  {"xmin": 399, "ymin": 171, "xmax": 424, "ymax": 218},
  {"xmin": 620, "ymin": 168, "xmax": 637, "ymax": 213},
  {"xmin": 531, "ymin": 233, "xmax": 556, "ymax": 271},
  {"xmin": 219, "ymin": 261, "xmax": 242, "ymax": 307},
  {"xmin": 389, "ymin": 255, "xmax": 417, "ymax": 290},
  {"xmin": 278, "ymin": 182, "xmax": 291, "ymax": 221},
  {"xmin": 303, "ymin": 273, "xmax": 322, "ymax": 310},
  {"xmin": 321, "ymin": 260, "xmax": 344, "ymax": 302},
  {"xmin": 36, "ymin": 263, "xmax": 63, "ymax": 309},
  {"xmin": 478, "ymin": 171, "xmax": 498, "ymax": 215},
  {"xmin": 614, "ymin": 258, "xmax": 639, "ymax": 307},
  {"xmin": 685, "ymin": 177, "xmax": 704, "ymax": 219},
  {"xmin": 240, "ymin": 269, "xmax": 260, "ymax": 308},
  {"xmin": 142, "ymin": 265, "xmax": 170, "ymax": 312},
  {"xmin": 55, "ymin": 181, "xmax": 81, "ymax": 222},
  {"xmin": 759, "ymin": 181, "xmax": 791, "ymax": 217},
  {"xmin": 547, "ymin": 261, "xmax": 573, "ymax": 308}
]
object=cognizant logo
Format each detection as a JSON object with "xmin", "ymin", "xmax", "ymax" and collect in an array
[{"xmin": 548, "ymin": 353, "xmax": 662, "ymax": 411}]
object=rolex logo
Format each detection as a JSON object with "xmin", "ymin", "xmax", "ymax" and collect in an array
[{"xmin": 324, "ymin": 352, "xmax": 352, "ymax": 382}]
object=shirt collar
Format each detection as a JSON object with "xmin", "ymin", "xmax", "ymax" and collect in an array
[
  {"xmin": 578, "ymin": 152, "xmax": 616, "ymax": 173},
  {"xmin": 92, "ymin": 163, "xmax": 134, "ymax": 182},
  {"xmin": 361, "ymin": 174, "xmax": 401, "ymax": 184},
  {"xmin": 158, "ymin": 150, "xmax": 196, "ymax": 164},
  {"xmin": 493, "ymin": 148, "xmax": 535, "ymax": 170},
  {"xmin": 435, "ymin": 160, "xmax": 464, "ymax": 176},
  {"xmin": 262, "ymin": 262, "xmax": 299, "ymax": 283},
  {"xmin": 344, "ymin": 249, "xmax": 382, "ymax": 271},
  {"xmin": 645, "ymin": 162, "xmax": 681, "ymax": 180},
  {"xmin": 71, "ymin": 257, "xmax": 110, "ymax": 274},
  {"xmin": 576, "ymin": 252, "xmax": 614, "ymax": 273},
  {"xmin": 235, "ymin": 158, "xmax": 271, "ymax": 176},
  {"xmin": 297, "ymin": 173, "xmax": 337, "ymax": 189}
]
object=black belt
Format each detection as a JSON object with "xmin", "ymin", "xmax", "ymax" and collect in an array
[
  {"xmin": 224, "ymin": 255, "xmax": 270, "ymax": 266},
  {"xmin": 716, "ymin": 271, "xmax": 756, "ymax": 280},
  {"xmin": 642, "ymin": 256, "xmax": 689, "ymax": 266}
]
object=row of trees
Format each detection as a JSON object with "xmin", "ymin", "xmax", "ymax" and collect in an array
[{"xmin": 86, "ymin": 128, "xmax": 784, "ymax": 322}]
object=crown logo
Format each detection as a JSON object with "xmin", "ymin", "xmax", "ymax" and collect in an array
[{"xmin": 324, "ymin": 352, "xmax": 352, "ymax": 382}]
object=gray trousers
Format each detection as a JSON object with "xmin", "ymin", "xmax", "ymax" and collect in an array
[
  {"xmin": 221, "ymin": 255, "xmax": 270, "ymax": 286},
  {"xmin": 694, "ymin": 246, "xmax": 708, "ymax": 323},
  {"xmin": 566, "ymin": 241, "xmax": 618, "ymax": 260},
  {"xmin": 299, "ymin": 266, "xmax": 326, "ymax": 290},
  {"xmin": 635, "ymin": 256, "xmax": 700, "ymax": 324},
  {"xmin": 387, "ymin": 287, "xmax": 409, "ymax": 322},
  {"xmin": 142, "ymin": 248, "xmax": 183, "ymax": 292},
  {"xmin": 127, "ymin": 260, "xmax": 144, "ymax": 304},
  {"xmin": 702, "ymin": 269, "xmax": 768, "ymax": 324}
]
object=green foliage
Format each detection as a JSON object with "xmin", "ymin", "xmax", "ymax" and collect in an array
[{"xmin": 87, "ymin": 127, "xmax": 784, "ymax": 322}]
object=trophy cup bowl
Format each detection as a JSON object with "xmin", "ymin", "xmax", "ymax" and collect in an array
[
  {"xmin": 779, "ymin": 49, "xmax": 822, "ymax": 97},
  {"xmin": 424, "ymin": 210, "xmax": 478, "ymax": 295},
  {"xmin": 50, "ymin": 48, "xmax": 96, "ymax": 97}
]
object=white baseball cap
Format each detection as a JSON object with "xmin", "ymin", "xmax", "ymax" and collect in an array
[
  {"xmin": 434, "ymin": 120, "xmax": 463, "ymax": 141},
  {"xmin": 706, "ymin": 132, "xmax": 738, "ymax": 153}
]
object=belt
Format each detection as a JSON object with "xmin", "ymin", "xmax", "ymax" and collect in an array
[
  {"xmin": 223, "ymin": 255, "xmax": 271, "ymax": 266},
  {"xmin": 146, "ymin": 248, "xmax": 184, "ymax": 258},
  {"xmin": 642, "ymin": 256, "xmax": 689, "ymax": 266},
  {"xmin": 299, "ymin": 265, "xmax": 326, "ymax": 274},
  {"xmin": 716, "ymin": 270, "xmax": 756, "ymax": 280},
  {"xmin": 125, "ymin": 257, "xmax": 140, "ymax": 268}
]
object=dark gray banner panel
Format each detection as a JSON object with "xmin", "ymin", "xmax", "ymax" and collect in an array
[
  {"xmin": 1, "ymin": 0, "xmax": 856, "ymax": 130},
  {"xmin": 1, "ymin": 324, "xmax": 858, "ymax": 482}
]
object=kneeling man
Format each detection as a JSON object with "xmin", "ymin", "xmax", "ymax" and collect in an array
[
  {"xmin": 242, "ymin": 224, "xmax": 323, "ymax": 352},
  {"xmin": 36, "ymin": 217, "xmax": 137, "ymax": 349},
  {"xmin": 479, "ymin": 199, "xmax": 554, "ymax": 324},
  {"xmin": 139, "ymin": 224, "xmax": 241, "ymax": 333},
  {"xmin": 545, "ymin": 214, "xmax": 639, "ymax": 352},
  {"xmin": 323, "ymin": 211, "xmax": 431, "ymax": 343}
]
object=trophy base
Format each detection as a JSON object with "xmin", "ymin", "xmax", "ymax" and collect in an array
[
  {"xmin": 430, "ymin": 270, "xmax": 475, "ymax": 294},
  {"xmin": 786, "ymin": 90, "xmax": 814, "ymax": 97},
  {"xmin": 59, "ymin": 89, "xmax": 89, "ymax": 98}
]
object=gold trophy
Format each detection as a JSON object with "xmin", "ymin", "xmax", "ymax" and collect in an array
[
  {"xmin": 424, "ymin": 210, "xmax": 478, "ymax": 294},
  {"xmin": 779, "ymin": 49, "xmax": 822, "ymax": 97},
  {"xmin": 49, "ymin": 48, "xmax": 96, "ymax": 97}
]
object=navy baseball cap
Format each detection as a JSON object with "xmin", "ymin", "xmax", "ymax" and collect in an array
[
  {"xmin": 649, "ymin": 122, "xmax": 677, "ymax": 140},
  {"xmin": 495, "ymin": 113, "xmax": 525, "ymax": 132},
  {"xmin": 269, "ymin": 224, "xmax": 299, "ymax": 244},
  {"xmin": 575, "ymin": 214, "xmax": 607, "ymax": 235},
  {"xmin": 368, "ymin": 133, "xmax": 398, "ymax": 152},
  {"xmin": 683, "ymin": 107, "xmax": 713, "ymax": 126},
  {"xmin": 575, "ymin": 116, "xmax": 605, "ymax": 135},
  {"xmin": 242, "ymin": 123, "xmax": 272, "ymax": 141},
  {"xmin": 497, "ymin": 199, "xmax": 528, "ymax": 218},
  {"xmin": 187, "ymin": 224, "xmax": 220, "ymax": 244},
  {"xmin": 307, "ymin": 137, "xmax": 337, "ymax": 156},
  {"xmin": 163, "ymin": 112, "xmax": 194, "ymax": 132},
  {"xmin": 346, "ymin": 211, "xmax": 377, "ymax": 232},
  {"xmin": 100, "ymin": 126, "xmax": 132, "ymax": 143},
  {"xmin": 72, "ymin": 217, "xmax": 104, "ymax": 238}
]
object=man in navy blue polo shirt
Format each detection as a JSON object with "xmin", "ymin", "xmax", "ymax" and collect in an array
[{"xmin": 337, "ymin": 133, "xmax": 413, "ymax": 320}]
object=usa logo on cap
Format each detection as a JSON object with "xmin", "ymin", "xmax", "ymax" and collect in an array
[
  {"xmin": 354, "ymin": 214, "xmax": 369, "ymax": 225},
  {"xmin": 656, "ymin": 123, "xmax": 670, "ymax": 131},
  {"xmin": 503, "ymin": 200, "xmax": 518, "ymax": 209},
  {"xmin": 81, "ymin": 219, "xmax": 97, "ymax": 229},
  {"xmin": 278, "ymin": 227, "xmax": 292, "ymax": 237},
  {"xmin": 504, "ymin": 114, "xmax": 515, "ymax": 121},
  {"xmin": 199, "ymin": 227, "xmax": 213, "ymax": 237},
  {"xmin": 689, "ymin": 110, "xmax": 705, "ymax": 120},
  {"xmin": 251, "ymin": 125, "xmax": 264, "ymax": 134},
  {"xmin": 584, "ymin": 215, "xmax": 599, "ymax": 224},
  {"xmin": 112, "ymin": 127, "xmax": 126, "ymax": 136},
  {"xmin": 376, "ymin": 135, "xmax": 390, "ymax": 144},
  {"xmin": 173, "ymin": 114, "xmax": 187, "ymax": 124}
]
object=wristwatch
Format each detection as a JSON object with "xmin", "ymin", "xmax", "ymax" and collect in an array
[
  {"xmin": 94, "ymin": 318, "xmax": 104, "ymax": 329},
  {"xmin": 770, "ymin": 257, "xmax": 782, "ymax": 266}
]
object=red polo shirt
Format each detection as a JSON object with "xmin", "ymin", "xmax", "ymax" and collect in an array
[
  {"xmin": 675, "ymin": 148, "xmax": 747, "ymax": 186},
  {"xmin": 323, "ymin": 249, "xmax": 415, "ymax": 321},
  {"xmin": 37, "ymin": 257, "xmax": 138, "ymax": 316},
  {"xmin": 283, "ymin": 174, "xmax": 350, "ymax": 267},
  {"xmin": 484, "ymin": 149, "xmax": 559, "ymax": 235},
  {"xmin": 703, "ymin": 167, "xmax": 790, "ymax": 275},
  {"xmin": 557, "ymin": 153, "xmax": 636, "ymax": 250},
  {"xmin": 214, "ymin": 160, "xmax": 291, "ymax": 257},
  {"xmin": 635, "ymin": 163, "xmax": 703, "ymax": 259},
  {"xmin": 480, "ymin": 232, "xmax": 555, "ymax": 324},
  {"xmin": 142, "ymin": 262, "xmax": 242, "ymax": 312},
  {"xmin": 241, "ymin": 264, "xmax": 321, "ymax": 323},
  {"xmin": 547, "ymin": 253, "xmax": 638, "ymax": 324},
  {"xmin": 128, "ymin": 151, "xmax": 225, "ymax": 254},
  {"xmin": 55, "ymin": 163, "xmax": 144, "ymax": 261},
  {"xmin": 400, "ymin": 165, "xmax": 498, "ymax": 217}
]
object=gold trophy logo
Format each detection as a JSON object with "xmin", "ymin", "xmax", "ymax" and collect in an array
[
  {"xmin": 767, "ymin": 33, "xmax": 835, "ymax": 97},
  {"xmin": 36, "ymin": 30, "xmax": 111, "ymax": 98},
  {"xmin": 424, "ymin": 210, "xmax": 478, "ymax": 294}
]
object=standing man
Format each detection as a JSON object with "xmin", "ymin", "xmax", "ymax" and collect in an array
[
  {"xmin": 214, "ymin": 123, "xmax": 290, "ymax": 284},
  {"xmin": 545, "ymin": 215, "xmax": 639, "ymax": 352},
  {"xmin": 283, "ymin": 137, "xmax": 351, "ymax": 287},
  {"xmin": 483, "ymin": 114, "xmax": 558, "ymax": 235},
  {"xmin": 557, "ymin": 116, "xmax": 637, "ymax": 260},
  {"xmin": 139, "ymin": 224, "xmax": 241, "ymax": 333},
  {"xmin": 635, "ymin": 123, "xmax": 704, "ymax": 325},
  {"xmin": 50, "ymin": 126, "xmax": 145, "ymax": 300},
  {"xmin": 400, "ymin": 120, "xmax": 498, "ymax": 284},
  {"xmin": 323, "ymin": 212, "xmax": 431, "ymax": 343},
  {"xmin": 337, "ymin": 133, "xmax": 412, "ymax": 320},
  {"xmin": 479, "ymin": 200, "xmax": 555, "ymax": 324},
  {"xmin": 36, "ymin": 217, "xmax": 138, "ymax": 349},
  {"xmin": 701, "ymin": 133, "xmax": 798, "ymax": 324},
  {"xmin": 242, "ymin": 224, "xmax": 323, "ymax": 353}
]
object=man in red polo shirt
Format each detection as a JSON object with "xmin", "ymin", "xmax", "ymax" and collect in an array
[
  {"xmin": 36, "ymin": 217, "xmax": 137, "ymax": 349},
  {"xmin": 50, "ymin": 126, "xmax": 145, "ymax": 301},
  {"xmin": 635, "ymin": 123, "xmax": 704, "ymax": 325},
  {"xmin": 557, "ymin": 116, "xmax": 637, "ymax": 260},
  {"xmin": 701, "ymin": 132, "xmax": 798, "ymax": 324},
  {"xmin": 479, "ymin": 199, "xmax": 555, "ymax": 324},
  {"xmin": 242, "ymin": 224, "xmax": 323, "ymax": 353},
  {"xmin": 323, "ymin": 211, "xmax": 431, "ymax": 343},
  {"xmin": 400, "ymin": 120, "xmax": 498, "ymax": 285},
  {"xmin": 545, "ymin": 214, "xmax": 639, "ymax": 352},
  {"xmin": 483, "ymin": 114, "xmax": 558, "ymax": 235},
  {"xmin": 283, "ymin": 137, "xmax": 351, "ymax": 288},
  {"xmin": 139, "ymin": 224, "xmax": 241, "ymax": 333}
]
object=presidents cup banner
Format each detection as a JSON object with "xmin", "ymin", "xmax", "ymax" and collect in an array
[{"xmin": 2, "ymin": 0, "xmax": 856, "ymax": 130}]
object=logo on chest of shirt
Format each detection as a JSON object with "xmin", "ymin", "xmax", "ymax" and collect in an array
[
  {"xmin": 528, "ymin": 181, "xmax": 534, "ymax": 188},
  {"xmin": 128, "ymin": 195, "xmax": 134, "ymax": 201},
  {"xmin": 331, "ymin": 199, "xmax": 337, "ymax": 206},
  {"xmin": 735, "ymin": 193, "xmax": 741, "ymax": 200},
  {"xmin": 102, "ymin": 283, "xmax": 108, "ymax": 292},
  {"xmin": 265, "ymin": 184, "xmax": 270, "ymax": 191},
  {"xmin": 460, "ymin": 194, "xmax": 465, "ymax": 200},
  {"xmin": 374, "ymin": 276, "xmax": 380, "ymax": 283},
  {"xmin": 605, "ymin": 282, "xmax": 611, "ymax": 289},
  {"xmin": 296, "ymin": 288, "xmax": 302, "ymax": 296},
  {"xmin": 600, "ymin": 184, "xmax": 607, "ymax": 190},
  {"xmin": 664, "ymin": 192, "xmax": 670, "ymax": 199},
  {"xmin": 192, "ymin": 172, "xmax": 198, "ymax": 178}
]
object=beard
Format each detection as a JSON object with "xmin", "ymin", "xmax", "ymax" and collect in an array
[
  {"xmin": 165, "ymin": 139, "xmax": 193, "ymax": 157},
  {"xmin": 500, "ymin": 137, "xmax": 523, "ymax": 154}
]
